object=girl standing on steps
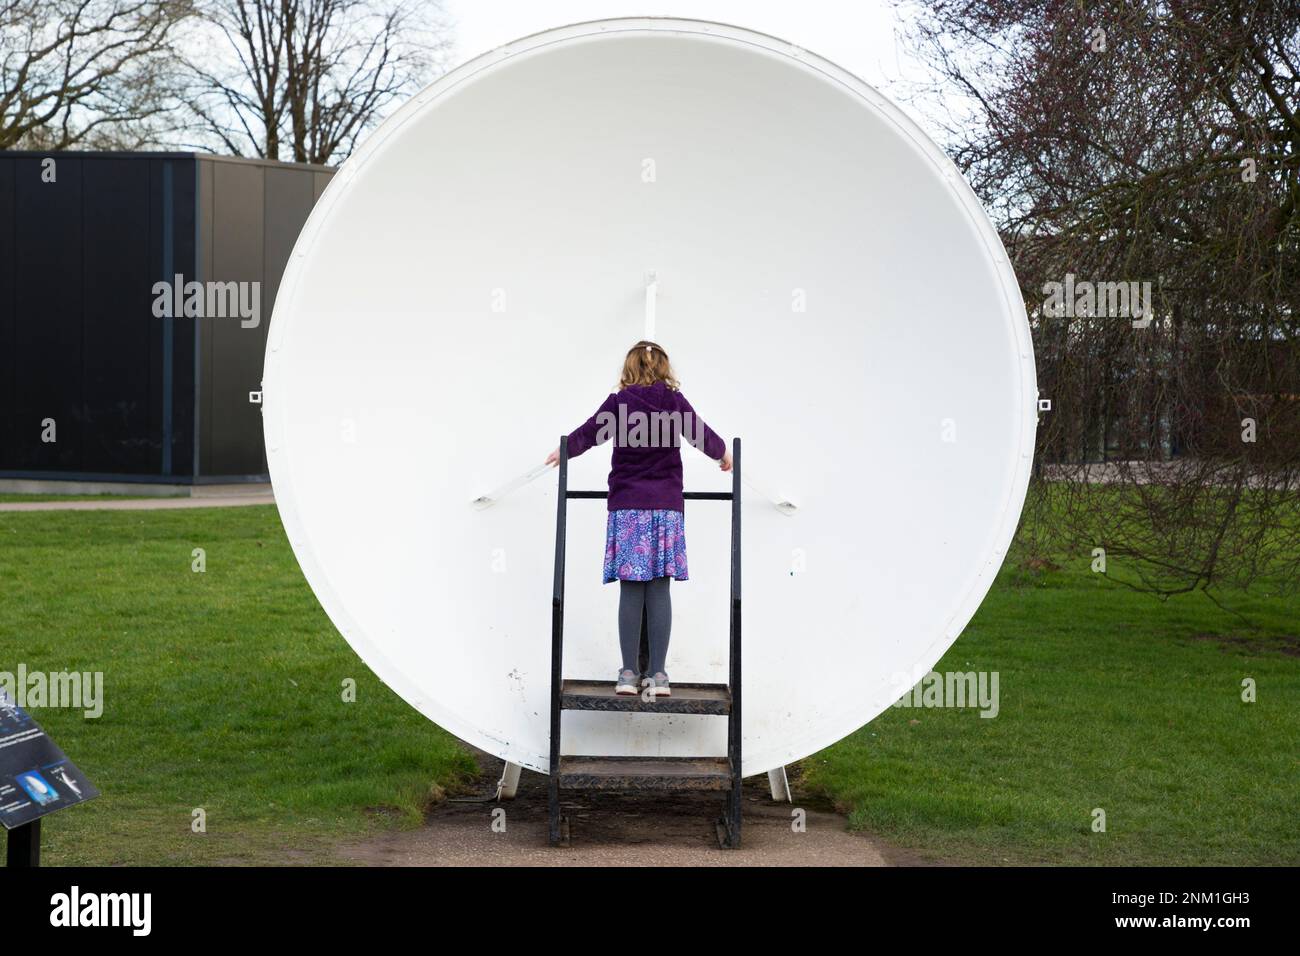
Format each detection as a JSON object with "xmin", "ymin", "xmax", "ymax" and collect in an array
[{"xmin": 546, "ymin": 340, "xmax": 731, "ymax": 698}]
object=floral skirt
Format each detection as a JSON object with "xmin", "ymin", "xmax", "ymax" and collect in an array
[{"xmin": 603, "ymin": 509, "xmax": 689, "ymax": 583}]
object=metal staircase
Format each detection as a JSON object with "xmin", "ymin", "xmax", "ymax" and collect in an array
[{"xmin": 549, "ymin": 435, "xmax": 742, "ymax": 848}]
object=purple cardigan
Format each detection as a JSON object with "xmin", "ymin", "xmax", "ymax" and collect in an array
[{"xmin": 565, "ymin": 382, "xmax": 727, "ymax": 512}]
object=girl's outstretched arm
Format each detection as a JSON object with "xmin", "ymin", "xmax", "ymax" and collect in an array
[
  {"xmin": 546, "ymin": 393, "xmax": 619, "ymax": 465},
  {"xmin": 678, "ymin": 393, "xmax": 731, "ymax": 470}
]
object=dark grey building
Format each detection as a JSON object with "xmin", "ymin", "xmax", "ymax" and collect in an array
[{"xmin": 0, "ymin": 152, "xmax": 333, "ymax": 487}]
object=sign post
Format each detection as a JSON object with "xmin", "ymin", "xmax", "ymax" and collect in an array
[{"xmin": 6, "ymin": 819, "xmax": 40, "ymax": 867}]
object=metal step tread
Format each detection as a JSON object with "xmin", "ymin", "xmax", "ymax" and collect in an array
[
  {"xmin": 556, "ymin": 756, "xmax": 733, "ymax": 791},
  {"xmin": 560, "ymin": 679, "xmax": 731, "ymax": 714}
]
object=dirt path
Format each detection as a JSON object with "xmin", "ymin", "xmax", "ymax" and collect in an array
[{"xmin": 336, "ymin": 749, "xmax": 913, "ymax": 867}]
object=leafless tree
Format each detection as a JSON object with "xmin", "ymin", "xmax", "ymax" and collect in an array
[
  {"xmin": 181, "ymin": 0, "xmax": 452, "ymax": 164},
  {"xmin": 0, "ymin": 0, "xmax": 191, "ymax": 149},
  {"xmin": 903, "ymin": 0, "xmax": 1300, "ymax": 595}
]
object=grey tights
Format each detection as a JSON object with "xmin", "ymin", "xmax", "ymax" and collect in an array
[{"xmin": 618, "ymin": 577, "xmax": 671, "ymax": 676}]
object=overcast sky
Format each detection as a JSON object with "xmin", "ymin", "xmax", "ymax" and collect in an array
[{"xmin": 441, "ymin": 0, "xmax": 941, "ymax": 131}]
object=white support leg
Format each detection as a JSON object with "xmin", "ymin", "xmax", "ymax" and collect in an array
[
  {"xmin": 768, "ymin": 766, "xmax": 792, "ymax": 802},
  {"xmin": 497, "ymin": 761, "xmax": 523, "ymax": 800}
]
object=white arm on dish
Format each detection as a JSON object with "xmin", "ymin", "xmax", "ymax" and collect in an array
[
  {"xmin": 741, "ymin": 470, "xmax": 798, "ymax": 516},
  {"xmin": 471, "ymin": 462, "xmax": 553, "ymax": 510}
]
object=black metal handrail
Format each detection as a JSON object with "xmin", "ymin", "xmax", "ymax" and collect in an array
[
  {"xmin": 548, "ymin": 438, "xmax": 570, "ymax": 845},
  {"xmin": 726, "ymin": 438, "xmax": 741, "ymax": 843},
  {"xmin": 566, "ymin": 490, "xmax": 733, "ymax": 500}
]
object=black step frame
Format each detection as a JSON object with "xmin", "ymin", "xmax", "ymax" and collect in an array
[{"xmin": 549, "ymin": 435, "xmax": 742, "ymax": 848}]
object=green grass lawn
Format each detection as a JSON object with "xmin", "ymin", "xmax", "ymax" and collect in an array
[
  {"xmin": 0, "ymin": 506, "xmax": 476, "ymax": 865},
  {"xmin": 802, "ymin": 543, "xmax": 1300, "ymax": 865},
  {"xmin": 1, "ymin": 501, "xmax": 1296, "ymax": 865}
]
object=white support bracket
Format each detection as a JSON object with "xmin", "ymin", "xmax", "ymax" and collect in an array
[
  {"xmin": 471, "ymin": 462, "xmax": 552, "ymax": 510},
  {"xmin": 497, "ymin": 761, "xmax": 522, "ymax": 800},
  {"xmin": 645, "ymin": 270, "xmax": 657, "ymax": 339},
  {"xmin": 743, "ymin": 473, "xmax": 798, "ymax": 517},
  {"xmin": 768, "ymin": 766, "xmax": 792, "ymax": 802}
]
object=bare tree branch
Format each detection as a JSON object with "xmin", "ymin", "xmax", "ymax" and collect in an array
[
  {"xmin": 903, "ymin": 0, "xmax": 1300, "ymax": 595},
  {"xmin": 181, "ymin": 0, "xmax": 452, "ymax": 164},
  {"xmin": 0, "ymin": 0, "xmax": 192, "ymax": 149}
]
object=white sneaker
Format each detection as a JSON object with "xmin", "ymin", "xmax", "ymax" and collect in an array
[
  {"xmin": 646, "ymin": 672, "xmax": 671, "ymax": 697},
  {"xmin": 615, "ymin": 669, "xmax": 638, "ymax": 696}
]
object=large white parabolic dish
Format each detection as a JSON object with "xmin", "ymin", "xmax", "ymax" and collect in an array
[{"xmin": 263, "ymin": 18, "xmax": 1037, "ymax": 776}]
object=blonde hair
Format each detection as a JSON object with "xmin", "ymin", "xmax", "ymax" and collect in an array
[{"xmin": 618, "ymin": 340, "xmax": 680, "ymax": 390}]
